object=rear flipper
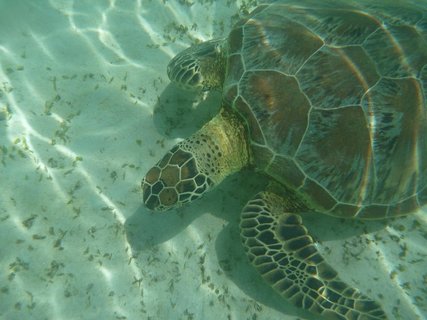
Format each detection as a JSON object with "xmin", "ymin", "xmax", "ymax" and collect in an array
[{"xmin": 240, "ymin": 190, "xmax": 387, "ymax": 320}]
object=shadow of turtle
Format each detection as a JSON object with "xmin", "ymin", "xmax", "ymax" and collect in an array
[
  {"xmin": 125, "ymin": 164, "xmax": 388, "ymax": 319},
  {"xmin": 152, "ymin": 82, "xmax": 222, "ymax": 139},
  {"xmin": 124, "ymin": 83, "xmax": 222, "ymax": 250},
  {"xmin": 124, "ymin": 168, "xmax": 266, "ymax": 250}
]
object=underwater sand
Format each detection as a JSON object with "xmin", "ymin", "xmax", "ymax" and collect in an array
[{"xmin": 0, "ymin": 1, "xmax": 426, "ymax": 319}]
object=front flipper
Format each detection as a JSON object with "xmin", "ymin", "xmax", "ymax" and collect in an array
[{"xmin": 240, "ymin": 190, "xmax": 387, "ymax": 320}]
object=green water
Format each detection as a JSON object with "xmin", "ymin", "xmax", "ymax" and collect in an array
[{"xmin": 0, "ymin": 1, "xmax": 426, "ymax": 319}]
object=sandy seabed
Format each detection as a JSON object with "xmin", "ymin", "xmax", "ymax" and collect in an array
[{"xmin": 0, "ymin": 1, "xmax": 426, "ymax": 319}]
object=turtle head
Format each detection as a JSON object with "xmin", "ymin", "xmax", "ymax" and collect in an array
[
  {"xmin": 141, "ymin": 143, "xmax": 215, "ymax": 211},
  {"xmin": 167, "ymin": 38, "xmax": 226, "ymax": 91},
  {"xmin": 142, "ymin": 109, "xmax": 249, "ymax": 211}
]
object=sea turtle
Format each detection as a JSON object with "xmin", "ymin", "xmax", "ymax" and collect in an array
[{"xmin": 142, "ymin": 0, "xmax": 427, "ymax": 319}]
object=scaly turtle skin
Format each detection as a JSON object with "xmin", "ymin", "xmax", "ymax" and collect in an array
[{"xmin": 142, "ymin": 1, "xmax": 427, "ymax": 319}]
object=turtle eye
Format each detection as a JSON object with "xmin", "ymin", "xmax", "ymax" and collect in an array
[
  {"xmin": 189, "ymin": 73, "xmax": 201, "ymax": 87},
  {"xmin": 168, "ymin": 55, "xmax": 203, "ymax": 89}
]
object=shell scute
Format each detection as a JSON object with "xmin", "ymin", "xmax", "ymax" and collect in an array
[
  {"xmin": 363, "ymin": 25, "xmax": 427, "ymax": 78},
  {"xmin": 297, "ymin": 45, "xmax": 380, "ymax": 109},
  {"xmin": 226, "ymin": 1, "xmax": 426, "ymax": 217},
  {"xmin": 239, "ymin": 70, "xmax": 310, "ymax": 156},
  {"xmin": 266, "ymin": 156, "xmax": 305, "ymax": 190},
  {"xmin": 240, "ymin": 12, "xmax": 323, "ymax": 75},
  {"xmin": 295, "ymin": 105, "xmax": 373, "ymax": 205}
]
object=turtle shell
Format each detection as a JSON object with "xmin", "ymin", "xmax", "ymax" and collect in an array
[{"xmin": 223, "ymin": 0, "xmax": 427, "ymax": 219}]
